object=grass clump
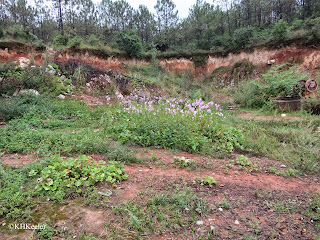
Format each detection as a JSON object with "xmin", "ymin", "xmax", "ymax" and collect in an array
[
  {"xmin": 111, "ymin": 187, "xmax": 205, "ymax": 236},
  {"xmin": 0, "ymin": 164, "xmax": 37, "ymax": 221},
  {"xmin": 227, "ymin": 117, "xmax": 320, "ymax": 173}
]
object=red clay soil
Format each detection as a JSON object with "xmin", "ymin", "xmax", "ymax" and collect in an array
[
  {"xmin": 71, "ymin": 93, "xmax": 108, "ymax": 108},
  {"xmin": 1, "ymin": 148, "xmax": 319, "ymax": 239}
]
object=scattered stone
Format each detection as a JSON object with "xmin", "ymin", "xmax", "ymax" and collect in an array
[
  {"xmin": 185, "ymin": 208, "xmax": 190, "ymax": 211},
  {"xmin": 281, "ymin": 114, "xmax": 287, "ymax": 117},
  {"xmin": 208, "ymin": 219, "xmax": 215, "ymax": 221},
  {"xmin": 235, "ymin": 220, "xmax": 240, "ymax": 225},
  {"xmin": 218, "ymin": 208, "xmax": 223, "ymax": 212},
  {"xmin": 57, "ymin": 94, "xmax": 66, "ymax": 100},
  {"xmin": 139, "ymin": 170, "xmax": 143, "ymax": 172},
  {"xmin": 13, "ymin": 89, "xmax": 39, "ymax": 96},
  {"xmin": 196, "ymin": 220, "xmax": 203, "ymax": 225},
  {"xmin": 19, "ymin": 57, "xmax": 30, "ymax": 68},
  {"xmin": 98, "ymin": 190, "xmax": 113, "ymax": 197},
  {"xmin": 267, "ymin": 59, "xmax": 276, "ymax": 65},
  {"xmin": 210, "ymin": 225, "xmax": 215, "ymax": 231},
  {"xmin": 280, "ymin": 165, "xmax": 287, "ymax": 168},
  {"xmin": 2, "ymin": 223, "xmax": 6, "ymax": 226}
]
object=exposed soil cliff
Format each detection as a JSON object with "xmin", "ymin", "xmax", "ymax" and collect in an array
[{"xmin": 1, "ymin": 42, "xmax": 319, "ymax": 76}]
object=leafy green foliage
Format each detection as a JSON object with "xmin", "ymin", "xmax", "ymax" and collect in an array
[
  {"xmin": 68, "ymin": 35, "xmax": 83, "ymax": 48},
  {"xmin": 234, "ymin": 64, "xmax": 309, "ymax": 108},
  {"xmin": 5, "ymin": 24, "xmax": 39, "ymax": 42},
  {"xmin": 235, "ymin": 155, "xmax": 259, "ymax": 172},
  {"xmin": 196, "ymin": 176, "xmax": 217, "ymax": 187},
  {"xmin": 0, "ymin": 162, "xmax": 46, "ymax": 221},
  {"xmin": 116, "ymin": 29, "xmax": 142, "ymax": 58},
  {"xmin": 272, "ymin": 20, "xmax": 289, "ymax": 43},
  {"xmin": 32, "ymin": 155, "xmax": 128, "ymax": 196},
  {"xmin": 0, "ymin": 64, "xmax": 73, "ymax": 96},
  {"xmin": 232, "ymin": 27, "xmax": 256, "ymax": 49},
  {"xmin": 87, "ymin": 34, "xmax": 101, "ymax": 46},
  {"xmin": 268, "ymin": 167, "xmax": 300, "ymax": 177},
  {"xmin": 53, "ymin": 34, "xmax": 68, "ymax": 46}
]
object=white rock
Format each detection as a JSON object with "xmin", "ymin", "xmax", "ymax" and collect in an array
[
  {"xmin": 57, "ymin": 94, "xmax": 66, "ymax": 100},
  {"xmin": 210, "ymin": 225, "xmax": 215, "ymax": 230},
  {"xmin": 235, "ymin": 220, "xmax": 240, "ymax": 225},
  {"xmin": 14, "ymin": 89, "xmax": 39, "ymax": 96},
  {"xmin": 280, "ymin": 165, "xmax": 286, "ymax": 168},
  {"xmin": 196, "ymin": 220, "xmax": 203, "ymax": 225},
  {"xmin": 218, "ymin": 208, "xmax": 223, "ymax": 212},
  {"xmin": 281, "ymin": 114, "xmax": 287, "ymax": 117},
  {"xmin": 19, "ymin": 57, "xmax": 30, "ymax": 68}
]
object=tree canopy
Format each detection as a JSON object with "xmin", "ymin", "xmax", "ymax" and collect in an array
[{"xmin": 0, "ymin": 0, "xmax": 319, "ymax": 54}]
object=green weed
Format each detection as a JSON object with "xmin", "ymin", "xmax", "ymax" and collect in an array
[{"xmin": 31, "ymin": 155, "xmax": 128, "ymax": 198}]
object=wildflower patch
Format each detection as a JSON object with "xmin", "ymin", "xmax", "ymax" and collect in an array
[{"xmin": 105, "ymin": 98, "xmax": 243, "ymax": 153}]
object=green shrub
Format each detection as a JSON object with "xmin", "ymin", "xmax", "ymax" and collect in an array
[
  {"xmin": 232, "ymin": 26, "xmax": 256, "ymax": 49},
  {"xmin": 68, "ymin": 35, "xmax": 83, "ymax": 48},
  {"xmin": 116, "ymin": 29, "xmax": 142, "ymax": 58},
  {"xmin": 0, "ymin": 64, "xmax": 73, "ymax": 96},
  {"xmin": 301, "ymin": 92, "xmax": 320, "ymax": 115},
  {"xmin": 53, "ymin": 34, "xmax": 68, "ymax": 46},
  {"xmin": 0, "ymin": 63, "xmax": 23, "ymax": 96},
  {"xmin": 304, "ymin": 17, "xmax": 320, "ymax": 42},
  {"xmin": 210, "ymin": 35, "xmax": 232, "ymax": 51},
  {"xmin": 5, "ymin": 24, "xmax": 39, "ymax": 42},
  {"xmin": 88, "ymin": 34, "xmax": 101, "ymax": 46},
  {"xmin": 272, "ymin": 19, "xmax": 289, "ymax": 43},
  {"xmin": 0, "ymin": 94, "xmax": 46, "ymax": 121},
  {"xmin": 234, "ymin": 64, "xmax": 309, "ymax": 108}
]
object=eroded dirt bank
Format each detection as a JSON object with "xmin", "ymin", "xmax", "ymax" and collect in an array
[{"xmin": 1, "ymin": 44, "xmax": 319, "ymax": 76}]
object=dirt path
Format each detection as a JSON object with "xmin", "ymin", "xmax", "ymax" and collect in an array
[{"xmin": 236, "ymin": 111, "xmax": 309, "ymax": 121}]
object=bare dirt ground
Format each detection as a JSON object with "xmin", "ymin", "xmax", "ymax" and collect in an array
[
  {"xmin": 237, "ymin": 111, "xmax": 309, "ymax": 121},
  {"xmin": 1, "ymin": 148, "xmax": 320, "ymax": 239}
]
